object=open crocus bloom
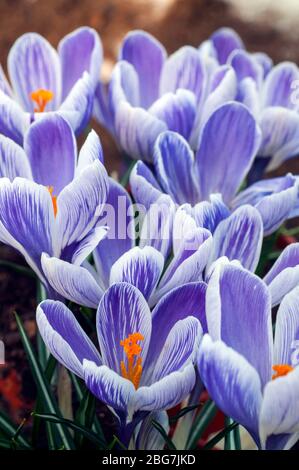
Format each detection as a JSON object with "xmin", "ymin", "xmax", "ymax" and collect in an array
[
  {"xmin": 94, "ymin": 30, "xmax": 261, "ymax": 161},
  {"xmin": 197, "ymin": 261, "xmax": 299, "ymax": 450},
  {"xmin": 130, "ymin": 104, "xmax": 299, "ymax": 236},
  {"xmin": 37, "ymin": 282, "xmax": 203, "ymax": 434},
  {"xmin": 0, "ymin": 113, "xmax": 104, "ymax": 194},
  {"xmin": 0, "ymin": 156, "xmax": 108, "ymax": 294},
  {"xmin": 201, "ymin": 27, "xmax": 299, "ymax": 174},
  {"xmin": 41, "ymin": 176, "xmax": 264, "ymax": 307},
  {"xmin": 0, "ymin": 27, "xmax": 102, "ymax": 144}
]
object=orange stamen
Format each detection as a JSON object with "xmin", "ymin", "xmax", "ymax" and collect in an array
[
  {"xmin": 30, "ymin": 89, "xmax": 53, "ymax": 113},
  {"xmin": 47, "ymin": 186, "xmax": 58, "ymax": 217},
  {"xmin": 120, "ymin": 332, "xmax": 144, "ymax": 389},
  {"xmin": 272, "ymin": 364, "xmax": 294, "ymax": 380}
]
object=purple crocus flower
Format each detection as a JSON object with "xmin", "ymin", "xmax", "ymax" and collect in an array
[
  {"xmin": 37, "ymin": 282, "xmax": 203, "ymax": 443},
  {"xmin": 0, "ymin": 152, "xmax": 108, "ymax": 295},
  {"xmin": 94, "ymin": 30, "xmax": 258, "ymax": 161},
  {"xmin": 130, "ymin": 106, "xmax": 299, "ymax": 235},
  {"xmin": 0, "ymin": 113, "xmax": 104, "ymax": 195},
  {"xmin": 41, "ymin": 187, "xmax": 264, "ymax": 308},
  {"xmin": 201, "ymin": 27, "xmax": 299, "ymax": 175},
  {"xmin": 198, "ymin": 260, "xmax": 299, "ymax": 450},
  {"xmin": 0, "ymin": 27, "xmax": 102, "ymax": 144}
]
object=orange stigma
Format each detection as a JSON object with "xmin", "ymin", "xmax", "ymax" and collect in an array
[
  {"xmin": 47, "ymin": 186, "xmax": 57, "ymax": 217},
  {"xmin": 30, "ymin": 89, "xmax": 53, "ymax": 112},
  {"xmin": 272, "ymin": 364, "xmax": 294, "ymax": 380},
  {"xmin": 120, "ymin": 332, "xmax": 144, "ymax": 389}
]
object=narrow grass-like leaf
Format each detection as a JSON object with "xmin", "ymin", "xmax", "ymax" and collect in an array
[
  {"xmin": 186, "ymin": 399, "xmax": 218, "ymax": 449},
  {"xmin": 75, "ymin": 390, "xmax": 96, "ymax": 447},
  {"xmin": 34, "ymin": 413, "xmax": 106, "ymax": 449},
  {"xmin": 203, "ymin": 422, "xmax": 238, "ymax": 450},
  {"xmin": 0, "ymin": 260, "xmax": 35, "ymax": 278},
  {"xmin": 15, "ymin": 313, "xmax": 75, "ymax": 450},
  {"xmin": 170, "ymin": 404, "xmax": 201, "ymax": 423},
  {"xmin": 70, "ymin": 372, "xmax": 106, "ymax": 444},
  {"xmin": 0, "ymin": 410, "xmax": 31, "ymax": 449},
  {"xmin": 152, "ymin": 420, "xmax": 177, "ymax": 450}
]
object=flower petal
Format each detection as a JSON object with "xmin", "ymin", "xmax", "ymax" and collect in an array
[
  {"xmin": 110, "ymin": 246, "xmax": 164, "ymax": 301},
  {"xmin": 129, "ymin": 161, "xmax": 163, "ymax": 209},
  {"xmin": 96, "ymin": 283, "xmax": 152, "ymax": 373},
  {"xmin": 120, "ymin": 30, "xmax": 166, "ymax": 108},
  {"xmin": 134, "ymin": 363, "xmax": 196, "ymax": 413},
  {"xmin": 258, "ymin": 107, "xmax": 299, "ymax": 171},
  {"xmin": 152, "ymin": 316, "xmax": 202, "ymax": 382},
  {"xmin": 58, "ymin": 27, "xmax": 102, "ymax": 99},
  {"xmin": 41, "ymin": 254, "xmax": 103, "ymax": 308},
  {"xmin": 274, "ymin": 286, "xmax": 299, "ymax": 365},
  {"xmin": 156, "ymin": 228, "xmax": 212, "ymax": 300},
  {"xmin": 262, "ymin": 62, "xmax": 298, "ymax": 109},
  {"xmin": 229, "ymin": 49, "xmax": 262, "ymax": 83},
  {"xmin": 160, "ymin": 46, "xmax": 205, "ymax": 103},
  {"xmin": 24, "ymin": 114, "xmax": 76, "ymax": 194},
  {"xmin": 114, "ymin": 100, "xmax": 167, "ymax": 162},
  {"xmin": 144, "ymin": 282, "xmax": 207, "ymax": 378},
  {"xmin": 206, "ymin": 263, "xmax": 273, "ymax": 386},
  {"xmin": 83, "ymin": 361, "xmax": 135, "ymax": 412},
  {"xmin": 193, "ymin": 194, "xmax": 230, "ymax": 234},
  {"xmin": 149, "ymin": 90, "xmax": 196, "ymax": 141},
  {"xmin": 59, "ymin": 72, "xmax": 94, "ymax": 135},
  {"xmin": 259, "ymin": 367, "xmax": 299, "ymax": 449},
  {"xmin": 55, "ymin": 160, "xmax": 108, "ymax": 258},
  {"xmin": 195, "ymin": 102, "xmax": 261, "ymax": 203},
  {"xmin": 211, "ymin": 27, "xmax": 244, "ymax": 64},
  {"xmin": 198, "ymin": 335, "xmax": 262, "ymax": 441},
  {"xmin": 139, "ymin": 194, "xmax": 175, "ymax": 259},
  {"xmin": 37, "ymin": 300, "xmax": 101, "ymax": 378},
  {"xmin": 93, "ymin": 178, "xmax": 135, "ymax": 290},
  {"xmin": 153, "ymin": 131, "xmax": 199, "ymax": 205},
  {"xmin": 76, "ymin": 129, "xmax": 103, "ymax": 176},
  {"xmin": 208, "ymin": 205, "xmax": 263, "ymax": 272},
  {"xmin": 0, "ymin": 90, "xmax": 29, "ymax": 144},
  {"xmin": 0, "ymin": 135, "xmax": 32, "ymax": 180},
  {"xmin": 8, "ymin": 33, "xmax": 61, "ymax": 112},
  {"xmin": 0, "ymin": 178, "xmax": 54, "ymax": 281},
  {"xmin": 264, "ymin": 243, "xmax": 299, "ymax": 306}
]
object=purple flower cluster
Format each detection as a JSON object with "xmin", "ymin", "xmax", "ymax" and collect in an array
[{"xmin": 0, "ymin": 26, "xmax": 298, "ymax": 450}]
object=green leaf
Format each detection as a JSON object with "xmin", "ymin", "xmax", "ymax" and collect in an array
[
  {"xmin": 186, "ymin": 399, "xmax": 218, "ymax": 449},
  {"xmin": 170, "ymin": 404, "xmax": 201, "ymax": 423},
  {"xmin": 15, "ymin": 313, "xmax": 75, "ymax": 450},
  {"xmin": 75, "ymin": 389, "xmax": 96, "ymax": 447},
  {"xmin": 70, "ymin": 372, "xmax": 106, "ymax": 444},
  {"xmin": 31, "ymin": 354, "xmax": 57, "ymax": 447},
  {"xmin": 224, "ymin": 417, "xmax": 236, "ymax": 450},
  {"xmin": 152, "ymin": 420, "xmax": 177, "ymax": 450},
  {"xmin": 0, "ymin": 411, "xmax": 31, "ymax": 449},
  {"xmin": 0, "ymin": 260, "xmax": 35, "ymax": 278},
  {"xmin": 34, "ymin": 412, "xmax": 106, "ymax": 449},
  {"xmin": 203, "ymin": 421, "xmax": 238, "ymax": 450}
]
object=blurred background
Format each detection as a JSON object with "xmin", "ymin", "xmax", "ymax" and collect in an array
[{"xmin": 1, "ymin": 0, "xmax": 299, "ymax": 429}]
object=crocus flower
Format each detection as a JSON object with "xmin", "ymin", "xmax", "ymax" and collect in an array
[
  {"xmin": 94, "ymin": 30, "xmax": 258, "ymax": 161},
  {"xmin": 197, "ymin": 260, "xmax": 299, "ymax": 449},
  {"xmin": 201, "ymin": 27, "xmax": 299, "ymax": 175},
  {"xmin": 0, "ymin": 27, "xmax": 102, "ymax": 144},
  {"xmin": 130, "ymin": 104, "xmax": 299, "ymax": 235},
  {"xmin": 0, "ymin": 113, "xmax": 104, "ymax": 194},
  {"xmin": 41, "ymin": 190, "xmax": 264, "ymax": 307},
  {"xmin": 0, "ymin": 154, "xmax": 108, "ymax": 295},
  {"xmin": 37, "ymin": 282, "xmax": 204, "ymax": 443}
]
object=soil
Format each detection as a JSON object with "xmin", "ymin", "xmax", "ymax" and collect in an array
[{"xmin": 0, "ymin": 0, "xmax": 298, "ymax": 444}]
